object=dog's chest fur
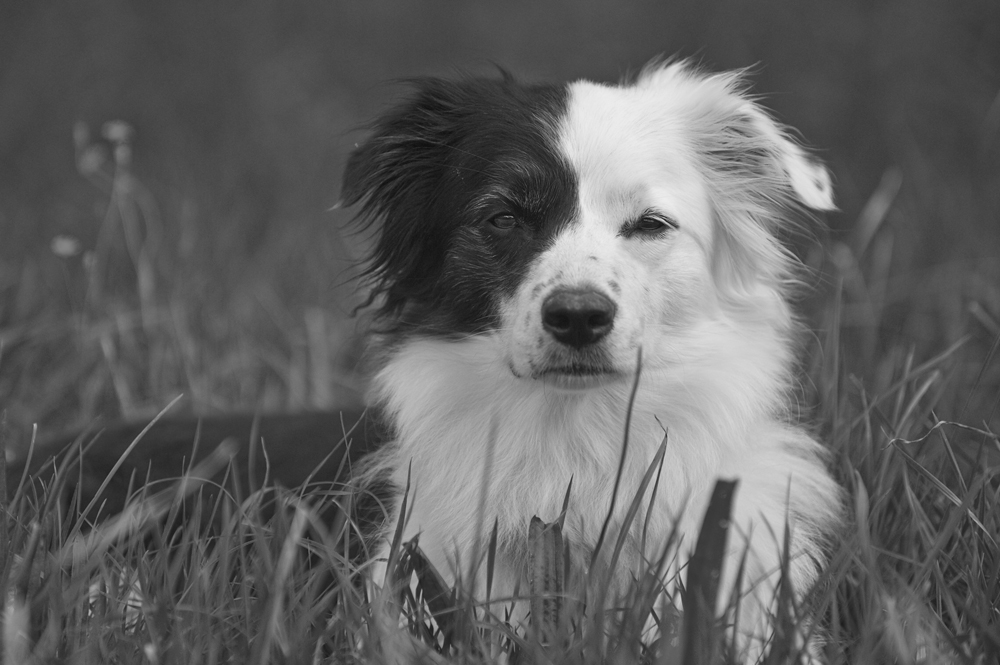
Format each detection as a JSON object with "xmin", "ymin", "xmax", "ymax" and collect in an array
[{"xmin": 367, "ymin": 329, "xmax": 833, "ymax": 596}]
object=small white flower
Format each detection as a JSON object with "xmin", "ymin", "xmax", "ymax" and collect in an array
[
  {"xmin": 51, "ymin": 235, "xmax": 83, "ymax": 258},
  {"xmin": 102, "ymin": 120, "xmax": 134, "ymax": 145}
]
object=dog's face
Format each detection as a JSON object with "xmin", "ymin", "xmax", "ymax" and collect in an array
[{"xmin": 343, "ymin": 63, "xmax": 833, "ymax": 389}]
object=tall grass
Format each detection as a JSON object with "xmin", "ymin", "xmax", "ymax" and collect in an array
[
  {"xmin": 0, "ymin": 120, "xmax": 364, "ymax": 443},
  {"xmin": 1, "ymin": 133, "xmax": 998, "ymax": 663}
]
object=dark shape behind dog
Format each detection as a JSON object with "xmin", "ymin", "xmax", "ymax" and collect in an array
[{"xmin": 6, "ymin": 410, "xmax": 386, "ymax": 526}]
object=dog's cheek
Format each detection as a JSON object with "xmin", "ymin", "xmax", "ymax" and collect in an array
[
  {"xmin": 646, "ymin": 244, "xmax": 715, "ymax": 329},
  {"xmin": 497, "ymin": 289, "xmax": 535, "ymax": 376},
  {"xmin": 595, "ymin": 258, "xmax": 644, "ymax": 355},
  {"xmin": 434, "ymin": 230, "xmax": 518, "ymax": 333},
  {"xmin": 499, "ymin": 255, "xmax": 564, "ymax": 375}
]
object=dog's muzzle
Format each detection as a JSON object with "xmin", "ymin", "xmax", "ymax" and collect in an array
[{"xmin": 541, "ymin": 288, "xmax": 616, "ymax": 349}]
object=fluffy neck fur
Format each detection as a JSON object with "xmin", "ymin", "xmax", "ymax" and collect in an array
[{"xmin": 368, "ymin": 301, "xmax": 799, "ymax": 578}]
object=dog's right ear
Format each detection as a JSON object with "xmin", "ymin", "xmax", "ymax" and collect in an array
[
  {"xmin": 340, "ymin": 79, "xmax": 465, "ymax": 223},
  {"xmin": 339, "ymin": 80, "xmax": 468, "ymax": 312}
]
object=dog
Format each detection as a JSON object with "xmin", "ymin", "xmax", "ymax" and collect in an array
[{"xmin": 341, "ymin": 60, "xmax": 843, "ymax": 660}]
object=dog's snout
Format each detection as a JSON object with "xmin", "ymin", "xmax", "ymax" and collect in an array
[{"xmin": 541, "ymin": 288, "xmax": 616, "ymax": 348}]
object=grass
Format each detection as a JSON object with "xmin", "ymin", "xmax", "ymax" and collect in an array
[{"xmin": 1, "ymin": 125, "xmax": 999, "ymax": 663}]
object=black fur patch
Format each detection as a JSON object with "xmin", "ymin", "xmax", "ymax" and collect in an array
[{"xmin": 341, "ymin": 73, "xmax": 578, "ymax": 337}]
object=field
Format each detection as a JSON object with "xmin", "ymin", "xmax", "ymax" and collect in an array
[
  {"xmin": 1, "ymin": 2, "xmax": 999, "ymax": 663},
  {"xmin": 3, "ymin": 195, "xmax": 998, "ymax": 664}
]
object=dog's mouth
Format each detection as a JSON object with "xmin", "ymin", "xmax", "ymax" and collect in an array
[{"xmin": 532, "ymin": 364, "xmax": 626, "ymax": 391}]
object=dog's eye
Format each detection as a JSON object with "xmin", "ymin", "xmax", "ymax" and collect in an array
[
  {"xmin": 489, "ymin": 213, "xmax": 518, "ymax": 230},
  {"xmin": 624, "ymin": 212, "xmax": 677, "ymax": 238}
]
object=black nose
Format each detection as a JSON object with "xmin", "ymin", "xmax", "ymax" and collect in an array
[{"xmin": 541, "ymin": 288, "xmax": 617, "ymax": 349}]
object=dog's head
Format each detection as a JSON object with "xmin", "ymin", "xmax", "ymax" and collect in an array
[{"xmin": 342, "ymin": 62, "xmax": 833, "ymax": 390}]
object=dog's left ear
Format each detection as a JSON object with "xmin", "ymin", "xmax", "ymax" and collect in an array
[
  {"xmin": 642, "ymin": 64, "xmax": 837, "ymax": 290},
  {"xmin": 737, "ymin": 104, "xmax": 835, "ymax": 212},
  {"xmin": 697, "ymin": 98, "xmax": 835, "ymax": 291},
  {"xmin": 638, "ymin": 63, "xmax": 834, "ymax": 213}
]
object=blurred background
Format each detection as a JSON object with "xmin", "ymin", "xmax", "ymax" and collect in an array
[{"xmin": 1, "ymin": 0, "xmax": 998, "ymax": 443}]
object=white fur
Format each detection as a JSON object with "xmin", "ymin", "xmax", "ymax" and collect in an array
[{"xmin": 364, "ymin": 62, "xmax": 841, "ymax": 661}]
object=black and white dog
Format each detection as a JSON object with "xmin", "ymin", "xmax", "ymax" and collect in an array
[
  {"xmin": 343, "ymin": 61, "xmax": 842, "ymax": 658},
  {"xmin": 12, "ymin": 60, "xmax": 842, "ymax": 662}
]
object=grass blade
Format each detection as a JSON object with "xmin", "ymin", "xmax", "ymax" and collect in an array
[{"xmin": 681, "ymin": 478, "xmax": 737, "ymax": 665}]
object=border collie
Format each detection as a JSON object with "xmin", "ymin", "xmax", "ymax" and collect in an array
[{"xmin": 342, "ymin": 61, "xmax": 842, "ymax": 659}]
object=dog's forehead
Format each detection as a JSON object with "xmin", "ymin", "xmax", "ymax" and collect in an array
[{"xmin": 555, "ymin": 80, "xmax": 704, "ymax": 227}]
